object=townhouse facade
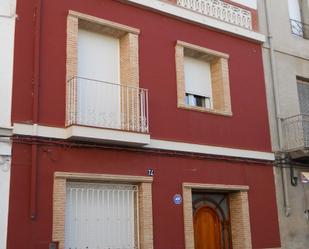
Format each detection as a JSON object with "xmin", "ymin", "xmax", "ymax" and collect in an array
[
  {"xmin": 258, "ymin": 0, "xmax": 309, "ymax": 248},
  {"xmin": 8, "ymin": 0, "xmax": 281, "ymax": 249},
  {"xmin": 0, "ymin": 0, "xmax": 16, "ymax": 248}
]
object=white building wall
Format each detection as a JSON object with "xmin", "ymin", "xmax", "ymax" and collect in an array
[
  {"xmin": 230, "ymin": 0, "xmax": 257, "ymax": 9},
  {"xmin": 0, "ymin": 0, "xmax": 16, "ymax": 248}
]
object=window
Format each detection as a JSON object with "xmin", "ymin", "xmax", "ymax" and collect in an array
[
  {"xmin": 175, "ymin": 41, "xmax": 232, "ymax": 116},
  {"xmin": 288, "ymin": 0, "xmax": 309, "ymax": 39},
  {"xmin": 65, "ymin": 182, "xmax": 138, "ymax": 249},
  {"xmin": 297, "ymin": 77, "xmax": 309, "ymax": 147},
  {"xmin": 297, "ymin": 77, "xmax": 309, "ymax": 115},
  {"xmin": 184, "ymin": 56, "xmax": 213, "ymax": 109},
  {"xmin": 66, "ymin": 11, "xmax": 149, "ymax": 133},
  {"xmin": 52, "ymin": 172, "xmax": 154, "ymax": 249}
]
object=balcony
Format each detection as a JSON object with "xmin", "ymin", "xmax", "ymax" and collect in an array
[
  {"xmin": 290, "ymin": 19, "xmax": 309, "ymax": 39},
  {"xmin": 176, "ymin": 0, "xmax": 253, "ymax": 30},
  {"xmin": 66, "ymin": 77, "xmax": 150, "ymax": 145},
  {"xmin": 282, "ymin": 114, "xmax": 309, "ymax": 154}
]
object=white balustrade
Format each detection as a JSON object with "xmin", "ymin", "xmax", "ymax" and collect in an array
[
  {"xmin": 177, "ymin": 0, "xmax": 253, "ymax": 30},
  {"xmin": 282, "ymin": 114, "xmax": 309, "ymax": 151},
  {"xmin": 66, "ymin": 77, "xmax": 149, "ymax": 133}
]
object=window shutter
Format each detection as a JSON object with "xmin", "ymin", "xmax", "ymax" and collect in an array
[
  {"xmin": 184, "ymin": 56, "xmax": 213, "ymax": 98},
  {"xmin": 77, "ymin": 29, "xmax": 120, "ymax": 84}
]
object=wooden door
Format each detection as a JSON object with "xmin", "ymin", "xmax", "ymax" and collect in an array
[{"xmin": 194, "ymin": 206, "xmax": 222, "ymax": 249}]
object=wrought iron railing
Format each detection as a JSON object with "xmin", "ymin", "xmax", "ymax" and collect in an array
[
  {"xmin": 282, "ymin": 114, "xmax": 309, "ymax": 151},
  {"xmin": 66, "ymin": 76, "xmax": 149, "ymax": 133},
  {"xmin": 290, "ymin": 19, "xmax": 309, "ymax": 39},
  {"xmin": 176, "ymin": 0, "xmax": 252, "ymax": 30}
]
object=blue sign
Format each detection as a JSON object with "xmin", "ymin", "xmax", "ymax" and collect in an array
[{"xmin": 173, "ymin": 194, "xmax": 182, "ymax": 205}]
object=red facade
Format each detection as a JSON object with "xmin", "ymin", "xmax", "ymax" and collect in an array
[{"xmin": 8, "ymin": 0, "xmax": 280, "ymax": 249}]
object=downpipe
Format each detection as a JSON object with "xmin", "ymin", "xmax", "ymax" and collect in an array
[
  {"xmin": 264, "ymin": 0, "xmax": 291, "ymax": 216},
  {"xmin": 30, "ymin": 0, "xmax": 42, "ymax": 220}
]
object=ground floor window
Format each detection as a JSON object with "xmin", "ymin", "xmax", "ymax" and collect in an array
[
  {"xmin": 52, "ymin": 172, "xmax": 153, "ymax": 249},
  {"xmin": 65, "ymin": 182, "xmax": 138, "ymax": 249}
]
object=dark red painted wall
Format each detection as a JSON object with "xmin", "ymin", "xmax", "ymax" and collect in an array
[
  {"xmin": 12, "ymin": 0, "xmax": 271, "ymax": 152},
  {"xmin": 7, "ymin": 143, "xmax": 281, "ymax": 249}
]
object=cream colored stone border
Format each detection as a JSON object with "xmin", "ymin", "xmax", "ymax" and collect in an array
[
  {"xmin": 52, "ymin": 172, "xmax": 154, "ymax": 249},
  {"xmin": 182, "ymin": 182, "xmax": 252, "ymax": 249},
  {"xmin": 69, "ymin": 10, "xmax": 140, "ymax": 35},
  {"xmin": 177, "ymin": 41, "xmax": 229, "ymax": 59}
]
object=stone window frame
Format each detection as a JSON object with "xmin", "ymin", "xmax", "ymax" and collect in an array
[
  {"xmin": 52, "ymin": 172, "xmax": 154, "ymax": 249},
  {"xmin": 66, "ymin": 10, "xmax": 141, "ymax": 128},
  {"xmin": 182, "ymin": 183, "xmax": 252, "ymax": 249},
  {"xmin": 175, "ymin": 40, "xmax": 232, "ymax": 116}
]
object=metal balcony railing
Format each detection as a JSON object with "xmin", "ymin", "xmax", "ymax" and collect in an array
[
  {"xmin": 290, "ymin": 19, "xmax": 309, "ymax": 39},
  {"xmin": 176, "ymin": 0, "xmax": 253, "ymax": 30},
  {"xmin": 66, "ymin": 76, "xmax": 149, "ymax": 133},
  {"xmin": 282, "ymin": 114, "xmax": 309, "ymax": 151}
]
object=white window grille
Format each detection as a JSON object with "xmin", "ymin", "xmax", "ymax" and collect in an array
[{"xmin": 65, "ymin": 182, "xmax": 138, "ymax": 249}]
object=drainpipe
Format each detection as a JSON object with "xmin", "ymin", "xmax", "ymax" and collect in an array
[
  {"xmin": 30, "ymin": 0, "xmax": 42, "ymax": 220},
  {"xmin": 264, "ymin": 0, "xmax": 291, "ymax": 217}
]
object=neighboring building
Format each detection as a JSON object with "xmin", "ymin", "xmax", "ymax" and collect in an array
[
  {"xmin": 0, "ymin": 0, "xmax": 16, "ymax": 248},
  {"xmin": 8, "ymin": 0, "xmax": 280, "ymax": 249},
  {"xmin": 258, "ymin": 0, "xmax": 309, "ymax": 248}
]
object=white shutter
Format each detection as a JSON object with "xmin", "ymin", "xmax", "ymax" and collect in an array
[
  {"xmin": 288, "ymin": 0, "xmax": 302, "ymax": 22},
  {"xmin": 184, "ymin": 56, "xmax": 213, "ymax": 99},
  {"xmin": 77, "ymin": 29, "xmax": 121, "ymax": 128},
  {"xmin": 65, "ymin": 182, "xmax": 137, "ymax": 249}
]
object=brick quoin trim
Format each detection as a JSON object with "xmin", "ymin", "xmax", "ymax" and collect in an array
[
  {"xmin": 52, "ymin": 172, "xmax": 153, "ymax": 249},
  {"xmin": 182, "ymin": 183, "xmax": 253, "ymax": 249}
]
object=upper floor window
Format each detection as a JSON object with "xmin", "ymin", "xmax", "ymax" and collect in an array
[
  {"xmin": 288, "ymin": 0, "xmax": 309, "ymax": 39},
  {"xmin": 175, "ymin": 41, "xmax": 232, "ymax": 116},
  {"xmin": 65, "ymin": 11, "xmax": 149, "ymax": 134},
  {"xmin": 184, "ymin": 56, "xmax": 213, "ymax": 109}
]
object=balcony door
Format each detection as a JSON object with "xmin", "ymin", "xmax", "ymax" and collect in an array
[
  {"xmin": 77, "ymin": 28, "xmax": 121, "ymax": 129},
  {"xmin": 297, "ymin": 80, "xmax": 309, "ymax": 146}
]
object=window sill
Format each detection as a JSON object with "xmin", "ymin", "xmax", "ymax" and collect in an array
[{"xmin": 178, "ymin": 103, "xmax": 233, "ymax": 117}]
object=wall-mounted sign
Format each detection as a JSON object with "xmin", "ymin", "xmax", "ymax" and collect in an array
[
  {"xmin": 301, "ymin": 172, "xmax": 309, "ymax": 184},
  {"xmin": 147, "ymin": 169, "xmax": 154, "ymax": 176},
  {"xmin": 173, "ymin": 194, "xmax": 182, "ymax": 205}
]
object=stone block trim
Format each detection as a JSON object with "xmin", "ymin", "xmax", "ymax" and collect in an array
[
  {"xmin": 175, "ymin": 40, "xmax": 232, "ymax": 116},
  {"xmin": 182, "ymin": 183, "xmax": 252, "ymax": 249},
  {"xmin": 229, "ymin": 191, "xmax": 252, "ymax": 249},
  {"xmin": 175, "ymin": 45, "xmax": 186, "ymax": 106},
  {"xmin": 52, "ymin": 178, "xmax": 66, "ymax": 249},
  {"xmin": 120, "ymin": 33, "xmax": 140, "ymax": 131},
  {"xmin": 183, "ymin": 186, "xmax": 195, "ymax": 249},
  {"xmin": 138, "ymin": 182, "xmax": 154, "ymax": 249},
  {"xmin": 52, "ymin": 172, "xmax": 154, "ymax": 249}
]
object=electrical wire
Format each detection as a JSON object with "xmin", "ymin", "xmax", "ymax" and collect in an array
[{"xmin": 11, "ymin": 135, "xmax": 274, "ymax": 166}]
